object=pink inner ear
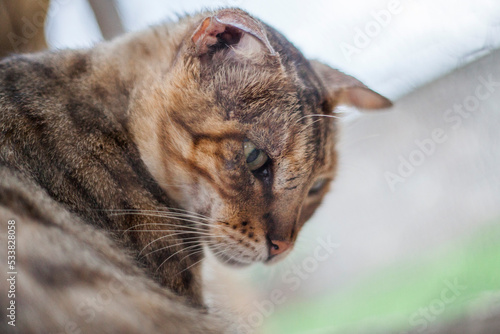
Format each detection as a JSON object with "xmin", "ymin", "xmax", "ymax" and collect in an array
[
  {"xmin": 192, "ymin": 17, "xmax": 226, "ymax": 55},
  {"xmin": 191, "ymin": 18, "xmax": 243, "ymax": 56},
  {"xmin": 191, "ymin": 10, "xmax": 276, "ymax": 57}
]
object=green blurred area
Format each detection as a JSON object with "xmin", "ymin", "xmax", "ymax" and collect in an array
[{"xmin": 262, "ymin": 219, "xmax": 500, "ymax": 334}]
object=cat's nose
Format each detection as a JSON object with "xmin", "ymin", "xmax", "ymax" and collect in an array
[{"xmin": 269, "ymin": 240, "xmax": 292, "ymax": 257}]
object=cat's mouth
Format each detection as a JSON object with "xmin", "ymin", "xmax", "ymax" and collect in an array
[
  {"xmin": 205, "ymin": 238, "xmax": 267, "ymax": 266},
  {"xmin": 204, "ymin": 223, "xmax": 294, "ymax": 267},
  {"xmin": 206, "ymin": 241, "xmax": 293, "ymax": 267}
]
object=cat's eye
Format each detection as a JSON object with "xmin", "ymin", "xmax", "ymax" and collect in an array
[
  {"xmin": 308, "ymin": 178, "xmax": 327, "ymax": 196},
  {"xmin": 243, "ymin": 141, "xmax": 269, "ymax": 171}
]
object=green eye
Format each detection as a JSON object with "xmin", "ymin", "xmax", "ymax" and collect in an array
[
  {"xmin": 308, "ymin": 178, "xmax": 327, "ymax": 195},
  {"xmin": 243, "ymin": 141, "xmax": 268, "ymax": 171}
]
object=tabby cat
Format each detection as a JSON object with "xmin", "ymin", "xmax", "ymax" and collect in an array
[{"xmin": 0, "ymin": 8, "xmax": 391, "ymax": 333}]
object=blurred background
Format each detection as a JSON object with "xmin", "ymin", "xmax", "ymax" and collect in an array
[{"xmin": 3, "ymin": 0, "xmax": 500, "ymax": 333}]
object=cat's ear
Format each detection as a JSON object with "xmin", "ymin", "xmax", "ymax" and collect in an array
[
  {"xmin": 190, "ymin": 9, "xmax": 276, "ymax": 58},
  {"xmin": 310, "ymin": 60, "xmax": 392, "ymax": 110}
]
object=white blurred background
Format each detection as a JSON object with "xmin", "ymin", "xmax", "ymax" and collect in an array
[
  {"xmin": 43, "ymin": 1, "xmax": 500, "ymax": 333},
  {"xmin": 46, "ymin": 0, "xmax": 500, "ymax": 99}
]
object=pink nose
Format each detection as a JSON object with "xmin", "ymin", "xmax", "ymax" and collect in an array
[{"xmin": 269, "ymin": 240, "xmax": 292, "ymax": 256}]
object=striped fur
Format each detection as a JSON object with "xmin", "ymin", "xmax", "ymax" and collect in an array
[{"xmin": 0, "ymin": 8, "xmax": 389, "ymax": 333}]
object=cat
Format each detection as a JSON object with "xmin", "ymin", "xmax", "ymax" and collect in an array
[{"xmin": 0, "ymin": 8, "xmax": 391, "ymax": 333}]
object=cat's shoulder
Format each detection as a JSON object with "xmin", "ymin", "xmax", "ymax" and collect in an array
[{"xmin": 0, "ymin": 165, "xmax": 225, "ymax": 333}]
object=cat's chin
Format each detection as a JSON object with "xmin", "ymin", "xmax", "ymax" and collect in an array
[
  {"xmin": 216, "ymin": 253, "xmax": 253, "ymax": 268},
  {"xmin": 208, "ymin": 248, "xmax": 254, "ymax": 268},
  {"xmin": 222, "ymin": 258, "xmax": 253, "ymax": 268}
]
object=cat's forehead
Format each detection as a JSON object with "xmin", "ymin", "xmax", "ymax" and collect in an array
[
  {"xmin": 191, "ymin": 23, "xmax": 331, "ymax": 160},
  {"xmin": 208, "ymin": 62, "xmax": 318, "ymax": 149}
]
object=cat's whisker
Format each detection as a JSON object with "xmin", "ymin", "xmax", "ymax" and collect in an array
[
  {"xmin": 107, "ymin": 206, "xmax": 216, "ymax": 222},
  {"xmin": 116, "ymin": 215, "xmax": 223, "ymax": 232},
  {"xmin": 130, "ymin": 206, "xmax": 216, "ymax": 221},
  {"xmin": 118, "ymin": 228, "xmax": 218, "ymax": 239},
  {"xmin": 109, "ymin": 211, "xmax": 218, "ymax": 225},
  {"xmin": 139, "ymin": 235, "xmax": 203, "ymax": 256},
  {"xmin": 296, "ymin": 113, "xmax": 342, "ymax": 124},
  {"xmin": 177, "ymin": 248, "xmax": 205, "ymax": 264},
  {"xmin": 101, "ymin": 205, "xmax": 203, "ymax": 216},
  {"xmin": 118, "ymin": 222, "xmax": 224, "ymax": 233},
  {"xmin": 120, "ymin": 229, "xmax": 221, "ymax": 238},
  {"xmin": 156, "ymin": 206, "xmax": 214, "ymax": 220},
  {"xmin": 126, "ymin": 211, "xmax": 219, "ymax": 227},
  {"xmin": 156, "ymin": 217, "xmax": 220, "ymax": 230},
  {"xmin": 208, "ymin": 240, "xmax": 238, "ymax": 253},
  {"xmin": 155, "ymin": 243, "xmax": 202, "ymax": 273},
  {"xmin": 155, "ymin": 238, "xmax": 240, "ymax": 274},
  {"xmin": 174, "ymin": 255, "xmax": 207, "ymax": 277},
  {"xmin": 119, "ymin": 222, "xmax": 210, "ymax": 234},
  {"xmin": 141, "ymin": 239, "xmax": 206, "ymax": 259},
  {"xmin": 139, "ymin": 233, "xmax": 230, "ymax": 257},
  {"xmin": 174, "ymin": 243, "xmax": 238, "ymax": 277},
  {"xmin": 298, "ymin": 118, "xmax": 322, "ymax": 134},
  {"xmin": 208, "ymin": 240, "xmax": 252, "ymax": 266},
  {"xmin": 159, "ymin": 215, "xmax": 219, "ymax": 226},
  {"xmin": 204, "ymin": 242, "xmax": 231, "ymax": 260}
]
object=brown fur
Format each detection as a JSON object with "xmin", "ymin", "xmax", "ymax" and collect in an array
[
  {"xmin": 0, "ymin": 0, "xmax": 50, "ymax": 58},
  {"xmin": 0, "ymin": 8, "xmax": 389, "ymax": 333}
]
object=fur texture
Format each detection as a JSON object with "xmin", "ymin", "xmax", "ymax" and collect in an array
[{"xmin": 0, "ymin": 8, "xmax": 390, "ymax": 333}]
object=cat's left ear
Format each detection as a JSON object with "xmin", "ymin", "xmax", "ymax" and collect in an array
[
  {"xmin": 310, "ymin": 60, "xmax": 392, "ymax": 110},
  {"xmin": 190, "ymin": 9, "xmax": 276, "ymax": 58}
]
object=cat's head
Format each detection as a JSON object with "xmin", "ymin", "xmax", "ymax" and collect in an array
[{"xmin": 133, "ymin": 9, "xmax": 391, "ymax": 266}]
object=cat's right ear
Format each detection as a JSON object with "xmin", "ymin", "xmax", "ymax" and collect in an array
[
  {"xmin": 189, "ymin": 9, "xmax": 276, "ymax": 59},
  {"xmin": 310, "ymin": 60, "xmax": 392, "ymax": 110}
]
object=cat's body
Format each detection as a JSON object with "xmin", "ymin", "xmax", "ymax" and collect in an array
[
  {"xmin": 0, "ymin": 27, "xmax": 206, "ymax": 303},
  {"xmin": 0, "ymin": 9, "xmax": 390, "ymax": 333},
  {"xmin": 0, "ymin": 167, "xmax": 222, "ymax": 333}
]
